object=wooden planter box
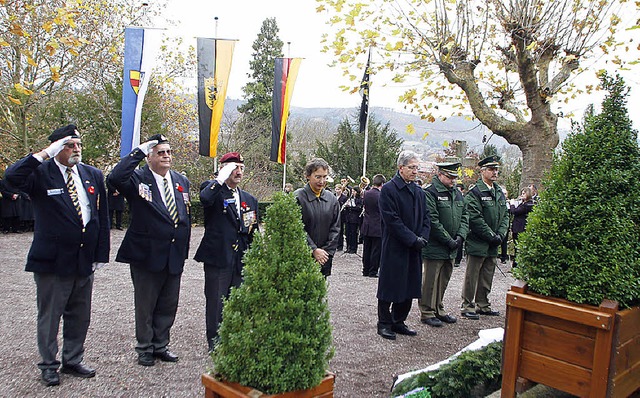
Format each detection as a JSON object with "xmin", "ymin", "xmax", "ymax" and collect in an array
[
  {"xmin": 202, "ymin": 372, "xmax": 335, "ymax": 398},
  {"xmin": 501, "ymin": 281, "xmax": 640, "ymax": 397}
]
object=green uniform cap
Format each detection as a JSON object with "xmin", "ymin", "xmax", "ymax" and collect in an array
[{"xmin": 436, "ymin": 162, "xmax": 461, "ymax": 178}]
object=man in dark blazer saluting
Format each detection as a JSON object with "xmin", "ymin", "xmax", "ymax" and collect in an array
[
  {"xmin": 108, "ymin": 134, "xmax": 191, "ymax": 366},
  {"xmin": 194, "ymin": 152, "xmax": 259, "ymax": 351},
  {"xmin": 4, "ymin": 124, "xmax": 110, "ymax": 386}
]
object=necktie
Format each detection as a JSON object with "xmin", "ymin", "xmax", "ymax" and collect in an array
[
  {"xmin": 163, "ymin": 178, "xmax": 179, "ymax": 224},
  {"xmin": 66, "ymin": 168, "xmax": 82, "ymax": 220}
]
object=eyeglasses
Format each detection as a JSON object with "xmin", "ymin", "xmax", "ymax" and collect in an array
[
  {"xmin": 155, "ymin": 149, "xmax": 172, "ymax": 156},
  {"xmin": 64, "ymin": 142, "xmax": 83, "ymax": 149},
  {"xmin": 403, "ymin": 165, "xmax": 419, "ymax": 170}
]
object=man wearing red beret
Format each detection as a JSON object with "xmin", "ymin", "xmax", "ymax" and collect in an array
[{"xmin": 194, "ymin": 151, "xmax": 259, "ymax": 351}]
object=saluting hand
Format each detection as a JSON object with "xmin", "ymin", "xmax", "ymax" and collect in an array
[
  {"xmin": 216, "ymin": 162, "xmax": 237, "ymax": 185},
  {"xmin": 138, "ymin": 139, "xmax": 159, "ymax": 155},
  {"xmin": 43, "ymin": 136, "xmax": 72, "ymax": 159}
]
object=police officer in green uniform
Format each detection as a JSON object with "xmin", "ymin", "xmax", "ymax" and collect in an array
[
  {"xmin": 460, "ymin": 155, "xmax": 509, "ymax": 319},
  {"xmin": 419, "ymin": 162, "xmax": 469, "ymax": 327}
]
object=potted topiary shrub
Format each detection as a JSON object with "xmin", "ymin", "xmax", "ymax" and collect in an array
[
  {"xmin": 501, "ymin": 74, "xmax": 640, "ymax": 397},
  {"xmin": 201, "ymin": 192, "xmax": 335, "ymax": 397}
]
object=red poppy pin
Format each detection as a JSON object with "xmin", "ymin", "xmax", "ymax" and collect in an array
[
  {"xmin": 88, "ymin": 186, "xmax": 95, "ymax": 195},
  {"xmin": 241, "ymin": 201, "xmax": 248, "ymax": 210},
  {"xmin": 176, "ymin": 184, "xmax": 184, "ymax": 193}
]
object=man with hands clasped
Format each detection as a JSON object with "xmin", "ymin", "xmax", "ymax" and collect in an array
[
  {"xmin": 4, "ymin": 124, "xmax": 110, "ymax": 386},
  {"xmin": 108, "ymin": 134, "xmax": 191, "ymax": 367},
  {"xmin": 460, "ymin": 155, "xmax": 509, "ymax": 319},
  {"xmin": 194, "ymin": 152, "xmax": 258, "ymax": 351},
  {"xmin": 376, "ymin": 150, "xmax": 431, "ymax": 340},
  {"xmin": 419, "ymin": 162, "xmax": 469, "ymax": 327}
]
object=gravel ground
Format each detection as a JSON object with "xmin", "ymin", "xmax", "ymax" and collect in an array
[{"xmin": 0, "ymin": 227, "xmax": 518, "ymax": 397}]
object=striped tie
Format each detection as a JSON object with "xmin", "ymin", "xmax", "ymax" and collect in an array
[
  {"xmin": 66, "ymin": 168, "xmax": 82, "ymax": 219},
  {"xmin": 163, "ymin": 178, "xmax": 179, "ymax": 224}
]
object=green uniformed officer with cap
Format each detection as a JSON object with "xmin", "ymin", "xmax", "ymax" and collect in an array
[
  {"xmin": 460, "ymin": 155, "xmax": 509, "ymax": 319},
  {"xmin": 419, "ymin": 162, "xmax": 469, "ymax": 327}
]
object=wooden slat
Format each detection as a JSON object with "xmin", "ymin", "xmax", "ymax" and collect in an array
[
  {"xmin": 201, "ymin": 373, "xmax": 335, "ymax": 398},
  {"xmin": 506, "ymin": 291, "xmax": 614, "ymax": 330},
  {"xmin": 616, "ymin": 306, "xmax": 640, "ymax": 344},
  {"xmin": 591, "ymin": 322, "xmax": 616, "ymax": 397},
  {"xmin": 501, "ymin": 304, "xmax": 525, "ymax": 398},
  {"xmin": 526, "ymin": 311, "xmax": 597, "ymax": 338},
  {"xmin": 521, "ymin": 320, "xmax": 595, "ymax": 369},
  {"xmin": 519, "ymin": 350, "xmax": 592, "ymax": 397},
  {"xmin": 613, "ymin": 335, "xmax": 640, "ymax": 376},
  {"xmin": 610, "ymin": 359, "xmax": 640, "ymax": 398}
]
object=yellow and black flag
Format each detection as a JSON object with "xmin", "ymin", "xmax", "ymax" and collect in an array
[
  {"xmin": 197, "ymin": 38, "xmax": 235, "ymax": 157},
  {"xmin": 270, "ymin": 58, "xmax": 302, "ymax": 164}
]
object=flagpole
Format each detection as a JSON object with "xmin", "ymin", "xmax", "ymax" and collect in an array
[
  {"xmin": 360, "ymin": 49, "xmax": 371, "ymax": 178},
  {"xmin": 213, "ymin": 16, "xmax": 219, "ymax": 173},
  {"xmin": 281, "ymin": 41, "xmax": 292, "ymax": 192}
]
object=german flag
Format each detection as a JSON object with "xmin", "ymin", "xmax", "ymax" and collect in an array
[
  {"xmin": 197, "ymin": 38, "xmax": 236, "ymax": 158},
  {"xmin": 270, "ymin": 58, "xmax": 302, "ymax": 164}
]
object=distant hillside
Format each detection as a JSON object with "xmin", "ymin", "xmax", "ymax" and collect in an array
[{"xmin": 224, "ymin": 99, "xmax": 534, "ymax": 154}]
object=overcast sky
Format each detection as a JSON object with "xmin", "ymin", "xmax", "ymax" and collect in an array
[{"xmin": 157, "ymin": 0, "xmax": 640, "ymax": 130}]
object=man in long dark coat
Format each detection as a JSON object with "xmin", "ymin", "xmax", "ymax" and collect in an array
[{"xmin": 376, "ymin": 151, "xmax": 431, "ymax": 340}]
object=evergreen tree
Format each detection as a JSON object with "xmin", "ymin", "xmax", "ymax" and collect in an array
[
  {"xmin": 212, "ymin": 192, "xmax": 334, "ymax": 394},
  {"xmin": 316, "ymin": 114, "xmax": 402, "ymax": 180},
  {"xmin": 514, "ymin": 73, "xmax": 640, "ymax": 308}
]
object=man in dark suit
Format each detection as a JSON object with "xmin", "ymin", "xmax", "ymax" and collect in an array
[
  {"xmin": 107, "ymin": 180, "xmax": 125, "ymax": 230},
  {"xmin": 108, "ymin": 134, "xmax": 191, "ymax": 366},
  {"xmin": 194, "ymin": 152, "xmax": 259, "ymax": 351},
  {"xmin": 376, "ymin": 150, "xmax": 430, "ymax": 340},
  {"xmin": 4, "ymin": 124, "xmax": 110, "ymax": 386},
  {"xmin": 361, "ymin": 174, "xmax": 386, "ymax": 277}
]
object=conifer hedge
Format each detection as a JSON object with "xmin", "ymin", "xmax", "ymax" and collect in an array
[
  {"xmin": 211, "ymin": 192, "xmax": 334, "ymax": 394},
  {"xmin": 514, "ymin": 73, "xmax": 640, "ymax": 308}
]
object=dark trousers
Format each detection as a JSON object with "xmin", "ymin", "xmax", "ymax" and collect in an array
[
  {"xmin": 345, "ymin": 222, "xmax": 359, "ymax": 252},
  {"xmin": 203, "ymin": 263, "xmax": 243, "ymax": 344},
  {"xmin": 130, "ymin": 265, "xmax": 181, "ymax": 354},
  {"xmin": 337, "ymin": 221, "xmax": 345, "ymax": 250},
  {"xmin": 109, "ymin": 210, "xmax": 122, "ymax": 229},
  {"xmin": 512, "ymin": 231, "xmax": 521, "ymax": 267},
  {"xmin": 500, "ymin": 234, "xmax": 508, "ymax": 261},
  {"xmin": 377, "ymin": 299, "xmax": 412, "ymax": 327},
  {"xmin": 34, "ymin": 272, "xmax": 93, "ymax": 370},
  {"xmin": 362, "ymin": 236, "xmax": 381, "ymax": 276}
]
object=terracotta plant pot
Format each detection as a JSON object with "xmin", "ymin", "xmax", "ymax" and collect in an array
[
  {"xmin": 202, "ymin": 372, "xmax": 335, "ymax": 398},
  {"xmin": 501, "ymin": 281, "xmax": 640, "ymax": 398}
]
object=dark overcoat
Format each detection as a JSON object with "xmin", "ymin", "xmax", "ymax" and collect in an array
[
  {"xmin": 194, "ymin": 180, "xmax": 258, "ymax": 268},
  {"xmin": 361, "ymin": 187, "xmax": 382, "ymax": 237},
  {"xmin": 377, "ymin": 173, "xmax": 431, "ymax": 302},
  {"xmin": 4, "ymin": 155, "xmax": 110, "ymax": 276},
  {"xmin": 107, "ymin": 148, "xmax": 191, "ymax": 275}
]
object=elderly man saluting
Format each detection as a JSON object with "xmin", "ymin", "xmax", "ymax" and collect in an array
[
  {"xmin": 108, "ymin": 134, "xmax": 191, "ymax": 367},
  {"xmin": 4, "ymin": 124, "xmax": 110, "ymax": 386}
]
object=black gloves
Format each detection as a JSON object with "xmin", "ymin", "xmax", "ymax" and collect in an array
[
  {"xmin": 489, "ymin": 234, "xmax": 503, "ymax": 246},
  {"xmin": 413, "ymin": 237, "xmax": 427, "ymax": 250},
  {"xmin": 455, "ymin": 235, "xmax": 464, "ymax": 247},
  {"xmin": 447, "ymin": 239, "xmax": 459, "ymax": 250}
]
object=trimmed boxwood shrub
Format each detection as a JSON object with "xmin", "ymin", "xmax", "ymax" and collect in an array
[
  {"xmin": 210, "ymin": 192, "xmax": 334, "ymax": 394},
  {"xmin": 513, "ymin": 73, "xmax": 640, "ymax": 308}
]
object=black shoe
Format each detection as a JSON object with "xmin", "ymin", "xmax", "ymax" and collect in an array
[
  {"xmin": 392, "ymin": 323, "xmax": 417, "ymax": 336},
  {"xmin": 61, "ymin": 363, "xmax": 95, "ymax": 378},
  {"xmin": 377, "ymin": 326, "xmax": 396, "ymax": 340},
  {"xmin": 461, "ymin": 312, "xmax": 480, "ymax": 320},
  {"xmin": 477, "ymin": 309, "xmax": 500, "ymax": 316},
  {"xmin": 421, "ymin": 317, "xmax": 443, "ymax": 327},
  {"xmin": 41, "ymin": 369, "xmax": 60, "ymax": 386},
  {"xmin": 153, "ymin": 350, "xmax": 179, "ymax": 362},
  {"xmin": 138, "ymin": 352, "xmax": 155, "ymax": 366},
  {"xmin": 116, "ymin": 226, "xmax": 123, "ymax": 230},
  {"xmin": 436, "ymin": 314, "xmax": 458, "ymax": 324}
]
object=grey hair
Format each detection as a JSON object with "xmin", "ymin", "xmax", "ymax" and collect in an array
[
  {"xmin": 304, "ymin": 158, "xmax": 330, "ymax": 177},
  {"xmin": 396, "ymin": 150, "xmax": 419, "ymax": 167}
]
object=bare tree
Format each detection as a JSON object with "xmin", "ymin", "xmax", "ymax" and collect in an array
[{"xmin": 318, "ymin": 0, "xmax": 638, "ymax": 186}]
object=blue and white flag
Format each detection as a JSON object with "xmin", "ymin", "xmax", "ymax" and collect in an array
[{"xmin": 120, "ymin": 27, "xmax": 162, "ymax": 157}]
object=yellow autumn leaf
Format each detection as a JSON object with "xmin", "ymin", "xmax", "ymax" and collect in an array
[
  {"xmin": 43, "ymin": 21, "xmax": 53, "ymax": 33},
  {"xmin": 8, "ymin": 96, "xmax": 22, "ymax": 105},
  {"xmin": 27, "ymin": 57, "xmax": 37, "ymax": 67},
  {"xmin": 525, "ymin": 41, "xmax": 538, "ymax": 51},
  {"xmin": 443, "ymin": 140, "xmax": 449, "ymax": 148},
  {"xmin": 427, "ymin": 115, "xmax": 436, "ymax": 123},
  {"xmin": 0, "ymin": 39, "xmax": 9, "ymax": 47},
  {"xmin": 50, "ymin": 66, "xmax": 60, "ymax": 82},
  {"xmin": 421, "ymin": 131, "xmax": 429, "ymax": 140},
  {"xmin": 406, "ymin": 123, "xmax": 416, "ymax": 135},
  {"xmin": 464, "ymin": 168, "xmax": 475, "ymax": 177},
  {"xmin": 14, "ymin": 83, "xmax": 34, "ymax": 95},
  {"xmin": 69, "ymin": 49, "xmax": 79, "ymax": 56}
]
